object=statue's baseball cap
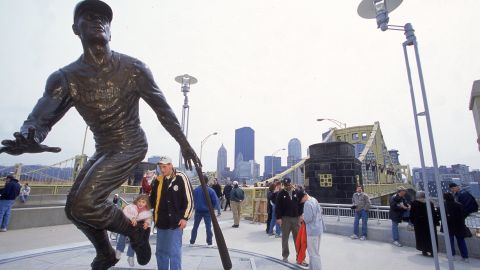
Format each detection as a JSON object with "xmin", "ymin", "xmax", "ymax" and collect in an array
[{"xmin": 74, "ymin": 0, "xmax": 113, "ymax": 23}]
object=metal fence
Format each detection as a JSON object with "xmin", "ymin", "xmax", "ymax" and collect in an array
[
  {"xmin": 319, "ymin": 203, "xmax": 390, "ymax": 224},
  {"xmin": 319, "ymin": 203, "xmax": 480, "ymax": 230}
]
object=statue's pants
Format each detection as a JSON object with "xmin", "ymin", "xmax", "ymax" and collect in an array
[{"xmin": 64, "ymin": 137, "xmax": 147, "ymax": 257}]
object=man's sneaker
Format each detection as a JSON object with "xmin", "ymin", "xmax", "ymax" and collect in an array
[
  {"xmin": 115, "ymin": 249, "xmax": 122, "ymax": 260},
  {"xmin": 129, "ymin": 227, "xmax": 151, "ymax": 265},
  {"xmin": 275, "ymin": 234, "xmax": 282, "ymax": 238},
  {"xmin": 232, "ymin": 224, "xmax": 239, "ymax": 228},
  {"xmin": 207, "ymin": 243, "xmax": 214, "ymax": 248},
  {"xmin": 392, "ymin": 241, "xmax": 402, "ymax": 247},
  {"xmin": 297, "ymin": 261, "xmax": 309, "ymax": 267},
  {"xmin": 0, "ymin": 228, "xmax": 7, "ymax": 232},
  {"xmin": 359, "ymin": 236, "xmax": 366, "ymax": 241},
  {"xmin": 127, "ymin": 256, "xmax": 135, "ymax": 267},
  {"xmin": 461, "ymin": 258, "xmax": 470, "ymax": 263},
  {"xmin": 282, "ymin": 257, "xmax": 288, "ymax": 263},
  {"xmin": 350, "ymin": 234, "xmax": 359, "ymax": 240},
  {"xmin": 217, "ymin": 213, "xmax": 221, "ymax": 217}
]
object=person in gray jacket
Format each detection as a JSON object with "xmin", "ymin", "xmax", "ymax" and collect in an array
[
  {"xmin": 300, "ymin": 190, "xmax": 324, "ymax": 270},
  {"xmin": 350, "ymin": 186, "xmax": 371, "ymax": 240}
]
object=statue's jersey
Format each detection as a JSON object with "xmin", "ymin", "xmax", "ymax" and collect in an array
[{"xmin": 20, "ymin": 51, "xmax": 183, "ymax": 152}]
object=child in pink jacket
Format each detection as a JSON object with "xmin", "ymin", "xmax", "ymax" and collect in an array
[{"xmin": 115, "ymin": 194, "xmax": 152, "ymax": 267}]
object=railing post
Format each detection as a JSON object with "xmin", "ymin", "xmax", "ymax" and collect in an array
[
  {"xmin": 376, "ymin": 206, "xmax": 381, "ymax": 225},
  {"xmin": 336, "ymin": 205, "xmax": 340, "ymax": 221}
]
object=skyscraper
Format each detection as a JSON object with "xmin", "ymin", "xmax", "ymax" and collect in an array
[
  {"xmin": 234, "ymin": 127, "xmax": 255, "ymax": 170},
  {"xmin": 217, "ymin": 144, "xmax": 227, "ymax": 180},
  {"xmin": 264, "ymin": 156, "xmax": 281, "ymax": 179},
  {"xmin": 287, "ymin": 138, "xmax": 302, "ymax": 161},
  {"xmin": 287, "ymin": 138, "xmax": 303, "ymax": 185}
]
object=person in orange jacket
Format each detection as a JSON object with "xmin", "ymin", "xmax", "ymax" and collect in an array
[{"xmin": 296, "ymin": 221, "xmax": 308, "ymax": 266}]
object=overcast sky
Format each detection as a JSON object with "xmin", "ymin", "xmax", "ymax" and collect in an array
[{"xmin": 0, "ymin": 0, "xmax": 479, "ymax": 173}]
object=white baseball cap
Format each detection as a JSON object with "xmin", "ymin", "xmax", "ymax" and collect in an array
[{"xmin": 158, "ymin": 156, "xmax": 172, "ymax": 165}]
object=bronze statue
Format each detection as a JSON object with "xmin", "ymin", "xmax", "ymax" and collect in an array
[{"xmin": 0, "ymin": 1, "xmax": 200, "ymax": 269}]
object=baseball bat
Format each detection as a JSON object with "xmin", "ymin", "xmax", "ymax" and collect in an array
[{"xmin": 195, "ymin": 166, "xmax": 232, "ymax": 270}]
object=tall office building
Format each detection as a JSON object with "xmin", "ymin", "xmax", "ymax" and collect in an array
[
  {"xmin": 288, "ymin": 138, "xmax": 302, "ymax": 162},
  {"xmin": 234, "ymin": 127, "xmax": 255, "ymax": 170},
  {"xmin": 216, "ymin": 144, "xmax": 228, "ymax": 180},
  {"xmin": 264, "ymin": 156, "xmax": 282, "ymax": 179},
  {"xmin": 287, "ymin": 138, "xmax": 303, "ymax": 185}
]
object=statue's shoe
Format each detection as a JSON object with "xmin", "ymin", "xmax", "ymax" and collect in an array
[
  {"xmin": 130, "ymin": 226, "xmax": 151, "ymax": 265},
  {"xmin": 91, "ymin": 249, "xmax": 119, "ymax": 270}
]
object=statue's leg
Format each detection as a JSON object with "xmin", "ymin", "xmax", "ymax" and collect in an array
[
  {"xmin": 65, "ymin": 146, "xmax": 151, "ymax": 265},
  {"xmin": 65, "ymin": 157, "xmax": 119, "ymax": 269}
]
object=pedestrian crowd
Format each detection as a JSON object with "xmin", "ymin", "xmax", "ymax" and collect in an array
[{"xmin": 346, "ymin": 183, "xmax": 478, "ymax": 264}]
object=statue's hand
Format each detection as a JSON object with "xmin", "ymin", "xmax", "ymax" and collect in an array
[
  {"xmin": 180, "ymin": 143, "xmax": 201, "ymax": 171},
  {"xmin": 0, "ymin": 127, "xmax": 61, "ymax": 155}
]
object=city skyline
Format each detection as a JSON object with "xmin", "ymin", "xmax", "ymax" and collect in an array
[{"xmin": 0, "ymin": 1, "xmax": 479, "ymax": 172}]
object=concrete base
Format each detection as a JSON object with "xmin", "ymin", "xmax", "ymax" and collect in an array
[
  {"xmin": 0, "ymin": 243, "xmax": 301, "ymax": 270},
  {"xmin": 8, "ymin": 194, "xmax": 140, "ymax": 230}
]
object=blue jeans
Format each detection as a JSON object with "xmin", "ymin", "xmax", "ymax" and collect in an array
[
  {"xmin": 392, "ymin": 221, "xmax": 400, "ymax": 241},
  {"xmin": 402, "ymin": 210, "xmax": 413, "ymax": 225},
  {"xmin": 268, "ymin": 205, "xmax": 281, "ymax": 235},
  {"xmin": 215, "ymin": 198, "xmax": 221, "ymax": 215},
  {"xmin": 190, "ymin": 211, "xmax": 213, "ymax": 245},
  {"xmin": 116, "ymin": 234, "xmax": 134, "ymax": 257},
  {"xmin": 353, "ymin": 210, "xmax": 368, "ymax": 237},
  {"xmin": 0, "ymin": 200, "xmax": 15, "ymax": 229},
  {"xmin": 20, "ymin": 195, "xmax": 29, "ymax": 203},
  {"xmin": 450, "ymin": 235, "xmax": 469, "ymax": 259},
  {"xmin": 156, "ymin": 228, "xmax": 183, "ymax": 270}
]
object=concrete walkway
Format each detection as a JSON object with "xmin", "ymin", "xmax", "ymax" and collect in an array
[{"xmin": 0, "ymin": 210, "xmax": 479, "ymax": 269}]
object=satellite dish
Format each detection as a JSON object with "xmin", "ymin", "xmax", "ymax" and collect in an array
[{"xmin": 357, "ymin": 0, "xmax": 403, "ymax": 19}]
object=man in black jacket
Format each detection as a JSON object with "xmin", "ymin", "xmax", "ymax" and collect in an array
[
  {"xmin": 449, "ymin": 183, "xmax": 478, "ymax": 218},
  {"xmin": 0, "ymin": 175, "xmax": 21, "ymax": 231},
  {"xmin": 275, "ymin": 178, "xmax": 303, "ymax": 262},
  {"xmin": 211, "ymin": 178, "xmax": 222, "ymax": 216},
  {"xmin": 223, "ymin": 182, "xmax": 233, "ymax": 211},
  {"xmin": 389, "ymin": 186, "xmax": 410, "ymax": 247},
  {"xmin": 150, "ymin": 156, "xmax": 194, "ymax": 270}
]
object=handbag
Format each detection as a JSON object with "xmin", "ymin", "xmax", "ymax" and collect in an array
[{"xmin": 464, "ymin": 225, "xmax": 473, "ymax": 238}]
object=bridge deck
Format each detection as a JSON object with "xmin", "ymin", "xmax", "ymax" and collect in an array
[{"xmin": 0, "ymin": 211, "xmax": 479, "ymax": 270}]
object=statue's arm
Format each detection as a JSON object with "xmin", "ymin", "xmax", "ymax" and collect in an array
[
  {"xmin": 20, "ymin": 70, "xmax": 73, "ymax": 143},
  {"xmin": 135, "ymin": 62, "xmax": 200, "ymax": 169},
  {"xmin": 135, "ymin": 63, "xmax": 188, "ymax": 146}
]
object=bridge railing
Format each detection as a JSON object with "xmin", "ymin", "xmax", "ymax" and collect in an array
[
  {"xmin": 364, "ymin": 183, "xmax": 414, "ymax": 198},
  {"xmin": 320, "ymin": 203, "xmax": 390, "ymax": 224},
  {"xmin": 239, "ymin": 187, "xmax": 480, "ymax": 230},
  {"xmin": 320, "ymin": 203, "xmax": 480, "ymax": 230},
  {"xmin": 0, "ymin": 184, "xmax": 141, "ymax": 196}
]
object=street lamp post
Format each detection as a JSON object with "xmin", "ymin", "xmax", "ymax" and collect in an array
[
  {"xmin": 199, "ymin": 132, "xmax": 218, "ymax": 161},
  {"xmin": 175, "ymin": 74, "xmax": 198, "ymax": 169},
  {"xmin": 271, "ymin": 148, "xmax": 286, "ymax": 178},
  {"xmin": 316, "ymin": 118, "xmax": 347, "ymax": 129},
  {"xmin": 357, "ymin": 1, "xmax": 454, "ymax": 269}
]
